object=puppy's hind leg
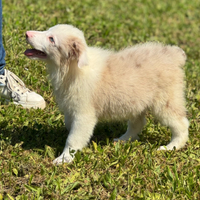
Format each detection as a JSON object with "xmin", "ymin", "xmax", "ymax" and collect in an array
[
  {"xmin": 53, "ymin": 112, "xmax": 97, "ymax": 164},
  {"xmin": 156, "ymin": 102, "xmax": 189, "ymax": 150},
  {"xmin": 158, "ymin": 116, "xmax": 189, "ymax": 150},
  {"xmin": 114, "ymin": 112, "xmax": 146, "ymax": 142}
]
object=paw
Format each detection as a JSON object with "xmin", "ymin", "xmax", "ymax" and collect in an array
[
  {"xmin": 157, "ymin": 145, "xmax": 175, "ymax": 150},
  {"xmin": 53, "ymin": 154, "xmax": 74, "ymax": 165},
  {"xmin": 157, "ymin": 146, "xmax": 168, "ymax": 150}
]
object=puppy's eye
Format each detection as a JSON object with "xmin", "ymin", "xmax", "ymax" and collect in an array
[{"xmin": 49, "ymin": 37, "xmax": 55, "ymax": 43}]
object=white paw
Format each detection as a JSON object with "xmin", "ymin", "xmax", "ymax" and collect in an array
[
  {"xmin": 157, "ymin": 146, "xmax": 168, "ymax": 150},
  {"xmin": 157, "ymin": 145, "xmax": 175, "ymax": 150},
  {"xmin": 53, "ymin": 154, "xmax": 74, "ymax": 165},
  {"xmin": 158, "ymin": 145, "xmax": 177, "ymax": 151}
]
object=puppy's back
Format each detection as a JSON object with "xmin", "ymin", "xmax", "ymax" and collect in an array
[
  {"xmin": 93, "ymin": 42, "xmax": 186, "ymax": 120},
  {"xmin": 114, "ymin": 42, "xmax": 186, "ymax": 69}
]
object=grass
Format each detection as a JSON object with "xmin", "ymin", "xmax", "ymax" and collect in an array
[{"xmin": 0, "ymin": 0, "xmax": 200, "ymax": 199}]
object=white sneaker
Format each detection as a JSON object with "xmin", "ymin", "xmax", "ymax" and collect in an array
[{"xmin": 0, "ymin": 69, "xmax": 46, "ymax": 109}]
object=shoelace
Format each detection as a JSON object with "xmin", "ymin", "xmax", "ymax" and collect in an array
[{"xmin": 6, "ymin": 70, "xmax": 29, "ymax": 95}]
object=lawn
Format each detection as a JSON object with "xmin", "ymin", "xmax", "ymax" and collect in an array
[{"xmin": 0, "ymin": 0, "xmax": 200, "ymax": 199}]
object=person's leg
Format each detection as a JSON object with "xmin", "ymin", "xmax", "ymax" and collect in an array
[{"xmin": 0, "ymin": 0, "xmax": 6, "ymax": 75}]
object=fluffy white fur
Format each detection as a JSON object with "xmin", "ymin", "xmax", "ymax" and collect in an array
[{"xmin": 25, "ymin": 24, "xmax": 189, "ymax": 164}]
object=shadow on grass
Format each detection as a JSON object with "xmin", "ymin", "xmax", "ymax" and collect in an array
[
  {"xmin": 0, "ymin": 119, "xmax": 166, "ymax": 154},
  {"xmin": 0, "ymin": 120, "xmax": 127, "ymax": 150}
]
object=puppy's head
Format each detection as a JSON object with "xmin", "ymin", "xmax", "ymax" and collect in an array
[{"xmin": 24, "ymin": 24, "xmax": 88, "ymax": 69}]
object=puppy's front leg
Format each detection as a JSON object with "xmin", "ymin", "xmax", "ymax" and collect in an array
[{"xmin": 53, "ymin": 113, "xmax": 97, "ymax": 165}]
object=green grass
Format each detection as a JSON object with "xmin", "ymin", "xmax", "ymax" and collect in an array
[{"xmin": 0, "ymin": 0, "xmax": 200, "ymax": 199}]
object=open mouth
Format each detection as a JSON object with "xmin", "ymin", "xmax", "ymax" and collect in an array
[{"xmin": 24, "ymin": 49, "xmax": 47, "ymax": 59}]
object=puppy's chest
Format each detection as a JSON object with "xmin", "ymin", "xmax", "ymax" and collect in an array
[{"xmin": 55, "ymin": 84, "xmax": 91, "ymax": 112}]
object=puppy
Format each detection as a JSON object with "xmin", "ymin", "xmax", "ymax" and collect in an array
[{"xmin": 24, "ymin": 24, "xmax": 189, "ymax": 164}]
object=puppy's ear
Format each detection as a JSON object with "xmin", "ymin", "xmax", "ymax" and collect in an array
[{"xmin": 69, "ymin": 37, "xmax": 88, "ymax": 68}]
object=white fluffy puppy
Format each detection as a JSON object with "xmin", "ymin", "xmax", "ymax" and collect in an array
[{"xmin": 24, "ymin": 24, "xmax": 189, "ymax": 164}]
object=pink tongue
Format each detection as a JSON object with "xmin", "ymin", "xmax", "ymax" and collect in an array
[{"xmin": 24, "ymin": 49, "xmax": 45, "ymax": 56}]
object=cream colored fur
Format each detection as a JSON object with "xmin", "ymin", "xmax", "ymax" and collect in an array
[{"xmin": 25, "ymin": 24, "xmax": 189, "ymax": 164}]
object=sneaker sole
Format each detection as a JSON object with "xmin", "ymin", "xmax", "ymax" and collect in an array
[
  {"xmin": 14, "ymin": 100, "xmax": 46, "ymax": 109},
  {"xmin": 1, "ymin": 98, "xmax": 46, "ymax": 109}
]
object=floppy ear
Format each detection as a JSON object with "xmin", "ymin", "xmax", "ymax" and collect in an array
[{"xmin": 69, "ymin": 37, "xmax": 88, "ymax": 68}]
